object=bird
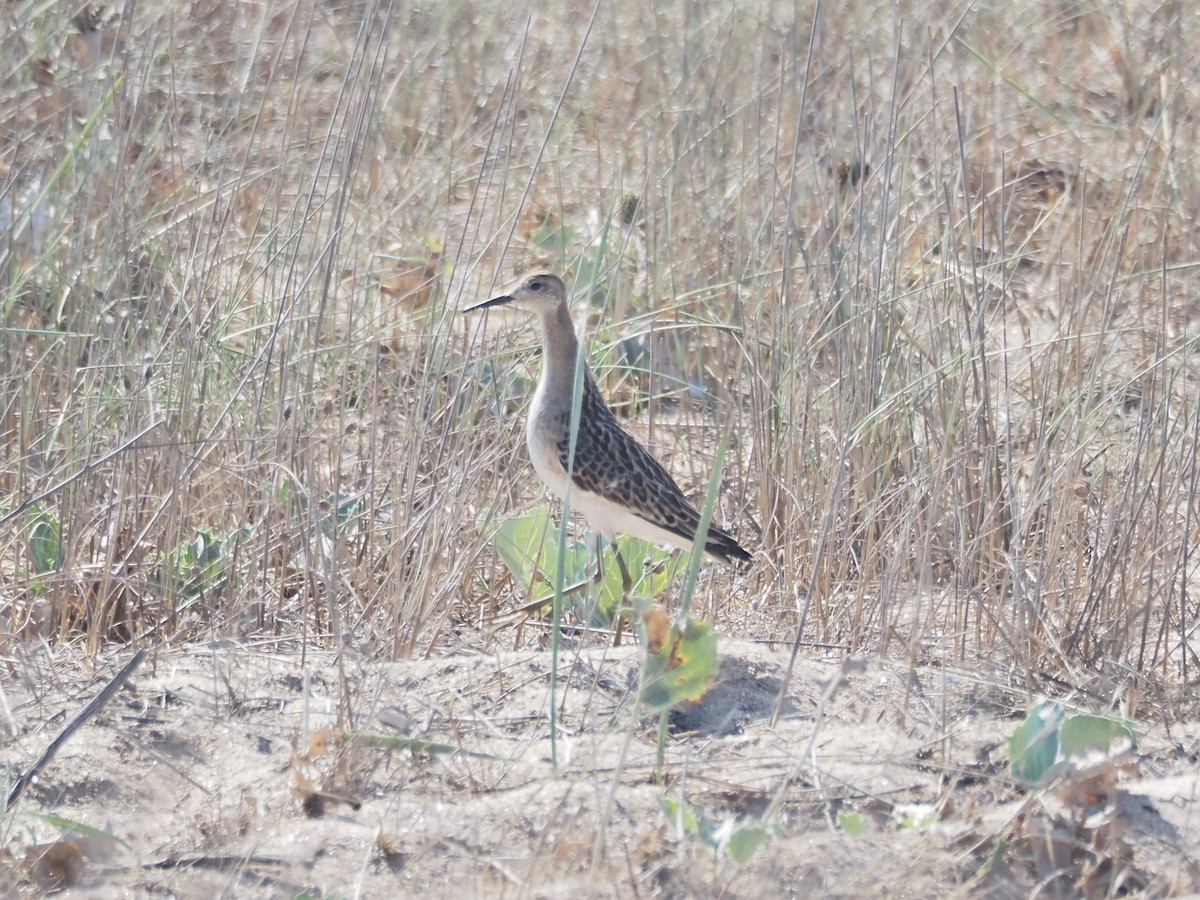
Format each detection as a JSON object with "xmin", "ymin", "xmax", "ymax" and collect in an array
[{"xmin": 465, "ymin": 272, "xmax": 750, "ymax": 596}]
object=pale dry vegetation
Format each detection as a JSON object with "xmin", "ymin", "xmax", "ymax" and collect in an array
[
  {"xmin": 2, "ymin": 0, "xmax": 1200, "ymax": 894},
  {"xmin": 3, "ymin": 0, "xmax": 1197, "ymax": 686}
]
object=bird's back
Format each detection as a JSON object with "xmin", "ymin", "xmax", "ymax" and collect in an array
[{"xmin": 529, "ymin": 370, "xmax": 749, "ymax": 563}]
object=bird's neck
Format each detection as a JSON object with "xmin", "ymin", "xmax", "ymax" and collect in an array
[{"xmin": 538, "ymin": 302, "xmax": 584, "ymax": 393}]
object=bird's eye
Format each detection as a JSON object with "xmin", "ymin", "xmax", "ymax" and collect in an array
[{"xmin": 529, "ymin": 280, "xmax": 542, "ymax": 292}]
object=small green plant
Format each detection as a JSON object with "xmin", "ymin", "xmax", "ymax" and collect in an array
[
  {"xmin": 172, "ymin": 530, "xmax": 228, "ymax": 600},
  {"xmin": 1008, "ymin": 700, "xmax": 1136, "ymax": 784},
  {"xmin": 837, "ymin": 809, "xmax": 871, "ymax": 837},
  {"xmin": 658, "ymin": 792, "xmax": 778, "ymax": 865},
  {"xmin": 486, "ymin": 504, "xmax": 690, "ymax": 626},
  {"xmin": 637, "ymin": 617, "xmax": 720, "ymax": 713},
  {"xmin": 147, "ymin": 528, "xmax": 237, "ymax": 606},
  {"xmin": 26, "ymin": 507, "xmax": 65, "ymax": 575},
  {"xmin": 318, "ymin": 490, "xmax": 363, "ymax": 539}
]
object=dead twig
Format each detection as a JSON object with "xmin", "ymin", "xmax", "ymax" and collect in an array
[{"xmin": 7, "ymin": 649, "xmax": 148, "ymax": 809}]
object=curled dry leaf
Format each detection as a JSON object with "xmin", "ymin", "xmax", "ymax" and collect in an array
[{"xmin": 304, "ymin": 725, "xmax": 336, "ymax": 760}]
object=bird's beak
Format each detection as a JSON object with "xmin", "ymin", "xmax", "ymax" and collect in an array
[{"xmin": 463, "ymin": 294, "xmax": 514, "ymax": 313}]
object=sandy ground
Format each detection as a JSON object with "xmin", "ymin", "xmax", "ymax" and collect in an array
[{"xmin": 2, "ymin": 640, "xmax": 1198, "ymax": 898}]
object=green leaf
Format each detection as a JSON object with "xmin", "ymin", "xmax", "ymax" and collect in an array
[
  {"xmin": 658, "ymin": 794, "xmax": 777, "ymax": 864},
  {"xmin": 622, "ymin": 538, "xmax": 691, "ymax": 599},
  {"xmin": 319, "ymin": 491, "xmax": 362, "ymax": 537},
  {"xmin": 1008, "ymin": 702, "xmax": 1137, "ymax": 785},
  {"xmin": 726, "ymin": 825, "xmax": 771, "ymax": 864},
  {"xmin": 27, "ymin": 509, "xmax": 65, "ymax": 574},
  {"xmin": 490, "ymin": 507, "xmax": 663, "ymax": 626},
  {"xmin": 837, "ymin": 809, "xmax": 871, "ymax": 837},
  {"xmin": 639, "ymin": 619, "xmax": 719, "ymax": 713},
  {"xmin": 486, "ymin": 509, "xmax": 695, "ymax": 628},
  {"xmin": 492, "ymin": 505, "xmax": 556, "ymax": 590},
  {"xmin": 490, "ymin": 505, "xmax": 590, "ymax": 604},
  {"xmin": 176, "ymin": 530, "xmax": 227, "ymax": 599},
  {"xmin": 658, "ymin": 793, "xmax": 699, "ymax": 836},
  {"xmin": 583, "ymin": 540, "xmax": 691, "ymax": 625},
  {"xmin": 1059, "ymin": 714, "xmax": 1136, "ymax": 760},
  {"xmin": 18, "ymin": 811, "xmax": 131, "ymax": 850},
  {"xmin": 1008, "ymin": 701, "xmax": 1063, "ymax": 783}
]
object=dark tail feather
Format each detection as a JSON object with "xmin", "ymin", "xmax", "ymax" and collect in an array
[{"xmin": 704, "ymin": 525, "xmax": 752, "ymax": 565}]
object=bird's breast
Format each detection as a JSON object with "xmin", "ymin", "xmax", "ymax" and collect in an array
[{"xmin": 526, "ymin": 410, "xmax": 570, "ymax": 499}]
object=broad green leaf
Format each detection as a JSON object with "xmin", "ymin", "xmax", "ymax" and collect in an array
[
  {"xmin": 640, "ymin": 619, "xmax": 719, "ymax": 712},
  {"xmin": 1059, "ymin": 714, "xmax": 1136, "ymax": 760},
  {"xmin": 658, "ymin": 794, "xmax": 699, "ymax": 835},
  {"xmin": 492, "ymin": 505, "xmax": 556, "ymax": 589},
  {"xmin": 27, "ymin": 509, "xmax": 64, "ymax": 574},
  {"xmin": 536, "ymin": 539, "xmax": 585, "ymax": 594},
  {"xmin": 1008, "ymin": 701, "xmax": 1064, "ymax": 783},
  {"xmin": 588, "ymin": 540, "xmax": 690, "ymax": 622},
  {"xmin": 837, "ymin": 809, "xmax": 871, "ymax": 837},
  {"xmin": 319, "ymin": 491, "xmax": 363, "ymax": 537},
  {"xmin": 726, "ymin": 825, "xmax": 771, "ymax": 864},
  {"xmin": 593, "ymin": 552, "xmax": 625, "ymax": 617},
  {"xmin": 1009, "ymin": 702, "xmax": 1137, "ymax": 785},
  {"xmin": 490, "ymin": 506, "xmax": 590, "ymax": 606},
  {"xmin": 174, "ymin": 530, "xmax": 227, "ymax": 599},
  {"xmin": 486, "ymin": 507, "xmax": 695, "ymax": 627},
  {"xmin": 622, "ymin": 538, "xmax": 690, "ymax": 599}
]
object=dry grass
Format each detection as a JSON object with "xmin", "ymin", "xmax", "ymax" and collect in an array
[
  {"xmin": 5, "ymin": 3, "xmax": 1200, "ymax": 896},
  {"xmin": 1, "ymin": 0, "xmax": 1198, "ymax": 701}
]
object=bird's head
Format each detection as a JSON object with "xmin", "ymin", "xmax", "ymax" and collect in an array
[{"xmin": 464, "ymin": 272, "xmax": 567, "ymax": 316}]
